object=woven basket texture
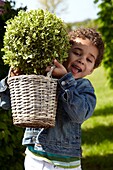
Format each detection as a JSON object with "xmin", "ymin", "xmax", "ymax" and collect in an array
[{"xmin": 8, "ymin": 74, "xmax": 58, "ymax": 128}]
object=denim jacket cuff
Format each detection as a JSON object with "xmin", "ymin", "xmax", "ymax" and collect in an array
[
  {"xmin": 0, "ymin": 77, "xmax": 11, "ymax": 110},
  {"xmin": 0, "ymin": 76, "xmax": 8, "ymax": 93},
  {"xmin": 58, "ymin": 72, "xmax": 77, "ymax": 90}
]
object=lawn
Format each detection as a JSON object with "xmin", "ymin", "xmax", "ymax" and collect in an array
[{"xmin": 81, "ymin": 66, "xmax": 113, "ymax": 170}]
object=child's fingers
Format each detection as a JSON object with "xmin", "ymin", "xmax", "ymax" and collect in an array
[
  {"xmin": 53, "ymin": 59, "xmax": 63, "ymax": 69},
  {"xmin": 45, "ymin": 66, "xmax": 51, "ymax": 72},
  {"xmin": 10, "ymin": 68, "xmax": 21, "ymax": 76}
]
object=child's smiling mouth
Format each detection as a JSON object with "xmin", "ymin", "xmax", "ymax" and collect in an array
[{"xmin": 71, "ymin": 63, "xmax": 82, "ymax": 74}]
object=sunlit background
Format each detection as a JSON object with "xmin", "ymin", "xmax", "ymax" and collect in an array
[{"xmin": 15, "ymin": 0, "xmax": 99, "ymax": 23}]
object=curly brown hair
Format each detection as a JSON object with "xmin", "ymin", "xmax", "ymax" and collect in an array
[{"xmin": 68, "ymin": 28, "xmax": 104, "ymax": 68}]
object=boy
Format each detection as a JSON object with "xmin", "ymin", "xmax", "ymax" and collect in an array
[{"xmin": 0, "ymin": 28, "xmax": 104, "ymax": 170}]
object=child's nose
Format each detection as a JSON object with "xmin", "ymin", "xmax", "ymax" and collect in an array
[{"xmin": 78, "ymin": 58, "xmax": 85, "ymax": 65}]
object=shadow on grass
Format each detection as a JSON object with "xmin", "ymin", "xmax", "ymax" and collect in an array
[
  {"xmin": 82, "ymin": 125, "xmax": 113, "ymax": 145},
  {"xmin": 93, "ymin": 106, "xmax": 113, "ymax": 116},
  {"xmin": 82, "ymin": 154, "xmax": 113, "ymax": 170},
  {"xmin": 82, "ymin": 106, "xmax": 113, "ymax": 170}
]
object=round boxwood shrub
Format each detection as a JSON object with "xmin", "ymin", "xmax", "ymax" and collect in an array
[{"xmin": 2, "ymin": 9, "xmax": 70, "ymax": 75}]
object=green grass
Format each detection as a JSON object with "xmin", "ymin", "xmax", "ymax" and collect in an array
[{"xmin": 81, "ymin": 66, "xmax": 113, "ymax": 170}]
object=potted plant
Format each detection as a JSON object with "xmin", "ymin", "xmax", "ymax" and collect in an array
[
  {"xmin": 2, "ymin": 9, "xmax": 70, "ymax": 128},
  {"xmin": 2, "ymin": 9, "xmax": 70, "ymax": 75}
]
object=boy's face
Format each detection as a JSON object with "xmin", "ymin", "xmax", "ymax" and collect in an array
[{"xmin": 66, "ymin": 38, "xmax": 98, "ymax": 79}]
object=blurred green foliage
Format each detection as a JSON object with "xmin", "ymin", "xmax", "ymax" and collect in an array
[
  {"xmin": 94, "ymin": 0, "xmax": 113, "ymax": 88},
  {"xmin": 0, "ymin": 1, "xmax": 26, "ymax": 169}
]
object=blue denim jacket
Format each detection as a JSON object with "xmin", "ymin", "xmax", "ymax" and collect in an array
[
  {"xmin": 0, "ymin": 77, "xmax": 11, "ymax": 110},
  {"xmin": 0, "ymin": 72, "xmax": 96, "ymax": 158}
]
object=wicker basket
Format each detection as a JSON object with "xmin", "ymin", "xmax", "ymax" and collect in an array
[{"xmin": 8, "ymin": 69, "xmax": 58, "ymax": 128}]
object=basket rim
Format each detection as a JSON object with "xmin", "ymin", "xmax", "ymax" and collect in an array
[{"xmin": 8, "ymin": 74, "xmax": 58, "ymax": 81}]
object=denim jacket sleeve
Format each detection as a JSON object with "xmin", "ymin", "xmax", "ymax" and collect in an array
[
  {"xmin": 58, "ymin": 72, "xmax": 96, "ymax": 123},
  {"xmin": 0, "ymin": 77, "xmax": 11, "ymax": 110}
]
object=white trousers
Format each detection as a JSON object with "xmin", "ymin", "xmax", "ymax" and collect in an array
[{"xmin": 24, "ymin": 154, "xmax": 82, "ymax": 170}]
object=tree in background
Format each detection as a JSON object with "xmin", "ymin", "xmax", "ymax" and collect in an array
[
  {"xmin": 94, "ymin": 0, "xmax": 113, "ymax": 88},
  {"xmin": 0, "ymin": 1, "xmax": 26, "ymax": 169},
  {"xmin": 37, "ymin": 0, "xmax": 67, "ymax": 15},
  {"xmin": 36, "ymin": 0, "xmax": 98, "ymax": 33}
]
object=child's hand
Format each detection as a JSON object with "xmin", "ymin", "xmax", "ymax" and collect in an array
[
  {"xmin": 46, "ymin": 59, "xmax": 67, "ymax": 78},
  {"xmin": 10, "ymin": 68, "xmax": 22, "ymax": 77}
]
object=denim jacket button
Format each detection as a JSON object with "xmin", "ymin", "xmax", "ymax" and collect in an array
[{"xmin": 61, "ymin": 81, "xmax": 66, "ymax": 86}]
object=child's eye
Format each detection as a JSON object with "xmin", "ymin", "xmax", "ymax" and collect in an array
[
  {"xmin": 73, "ymin": 52, "xmax": 81, "ymax": 56},
  {"xmin": 87, "ymin": 58, "xmax": 92, "ymax": 63}
]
